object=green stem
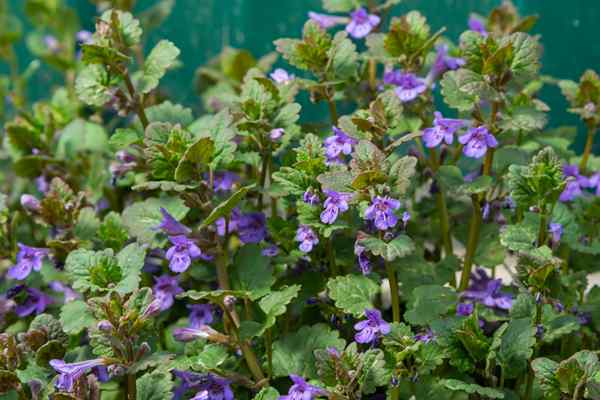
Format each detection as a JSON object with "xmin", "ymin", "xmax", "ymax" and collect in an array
[
  {"xmin": 385, "ymin": 259, "xmax": 400, "ymax": 322},
  {"xmin": 524, "ymin": 302, "xmax": 543, "ymax": 400},
  {"xmin": 579, "ymin": 122, "xmax": 597, "ymax": 173},
  {"xmin": 216, "ymin": 218, "xmax": 266, "ymax": 383},
  {"xmin": 120, "ymin": 66, "xmax": 150, "ymax": 130},
  {"xmin": 537, "ymin": 208, "xmax": 548, "ymax": 247},
  {"xmin": 327, "ymin": 238, "xmax": 339, "ymax": 276},
  {"xmin": 459, "ymin": 197, "xmax": 483, "ymax": 291},
  {"xmin": 327, "ymin": 95, "xmax": 339, "ymax": 125},
  {"xmin": 459, "ymin": 147, "xmax": 495, "ymax": 291},
  {"xmin": 127, "ymin": 373, "xmax": 136, "ymax": 400}
]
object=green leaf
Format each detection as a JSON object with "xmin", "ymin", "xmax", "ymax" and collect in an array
[
  {"xmin": 556, "ymin": 351, "xmax": 599, "ymax": 395},
  {"xmin": 441, "ymin": 69, "xmax": 498, "ymax": 111},
  {"xmin": 200, "ymin": 184, "xmax": 254, "ymax": 228},
  {"xmin": 272, "ymin": 324, "xmax": 345, "ymax": 379},
  {"xmin": 59, "ymin": 300, "xmax": 96, "ymax": 335},
  {"xmin": 100, "ymin": 9, "xmax": 142, "ymax": 47},
  {"xmin": 253, "ymin": 387, "xmax": 280, "ymax": 400},
  {"xmin": 384, "ymin": 11, "xmax": 430, "ymax": 58},
  {"xmin": 75, "ymin": 65, "xmax": 112, "ymax": 106},
  {"xmin": 110, "ymin": 128, "xmax": 142, "ymax": 150},
  {"xmin": 507, "ymin": 147, "xmax": 565, "ymax": 209},
  {"xmin": 317, "ymin": 170, "xmax": 354, "ymax": 192},
  {"xmin": 136, "ymin": 371, "xmax": 173, "ymax": 400},
  {"xmin": 81, "ymin": 43, "xmax": 129, "ymax": 65},
  {"xmin": 506, "ymin": 32, "xmax": 540, "ymax": 82},
  {"xmin": 498, "ymin": 317, "xmax": 536, "ymax": 378},
  {"xmin": 323, "ymin": 0, "xmax": 355, "ymax": 12},
  {"xmin": 35, "ymin": 340, "xmax": 65, "ymax": 367},
  {"xmin": 231, "ymin": 244, "xmax": 274, "ymax": 300},
  {"xmin": 357, "ymin": 234, "xmax": 415, "ymax": 262},
  {"xmin": 194, "ymin": 344, "xmax": 229, "ymax": 370},
  {"xmin": 56, "ymin": 119, "xmax": 108, "ymax": 159},
  {"xmin": 122, "ymin": 196, "xmax": 189, "ymax": 244},
  {"xmin": 436, "ymin": 165, "xmax": 464, "ymax": 191},
  {"xmin": 441, "ymin": 379, "xmax": 504, "ymax": 399},
  {"xmin": 328, "ymin": 31, "xmax": 358, "ymax": 80},
  {"xmin": 174, "ymin": 137, "xmax": 214, "ymax": 182},
  {"xmin": 532, "ymin": 358, "xmax": 560, "ymax": 399},
  {"xmin": 65, "ymin": 243, "xmax": 146, "ymax": 294},
  {"xmin": 145, "ymin": 101, "xmax": 194, "ymax": 127},
  {"xmin": 327, "ymin": 275, "xmax": 379, "ymax": 317},
  {"xmin": 137, "ymin": 40, "xmax": 180, "ymax": 94},
  {"xmin": 259, "ymin": 285, "xmax": 301, "ymax": 329},
  {"xmin": 116, "ymin": 243, "xmax": 147, "ymax": 294},
  {"xmin": 404, "ymin": 285, "xmax": 458, "ymax": 325}
]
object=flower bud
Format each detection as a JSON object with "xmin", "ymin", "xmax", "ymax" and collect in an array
[
  {"xmin": 20, "ymin": 194, "xmax": 41, "ymax": 213},
  {"xmin": 97, "ymin": 320, "xmax": 113, "ymax": 332}
]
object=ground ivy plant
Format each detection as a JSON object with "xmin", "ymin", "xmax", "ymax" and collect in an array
[{"xmin": 1, "ymin": 0, "xmax": 600, "ymax": 399}]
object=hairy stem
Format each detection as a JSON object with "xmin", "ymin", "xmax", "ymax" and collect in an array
[
  {"xmin": 368, "ymin": 59, "xmax": 377, "ymax": 92},
  {"xmin": 327, "ymin": 237, "xmax": 339, "ymax": 276},
  {"xmin": 537, "ymin": 208, "xmax": 548, "ymax": 246},
  {"xmin": 385, "ymin": 259, "xmax": 400, "ymax": 322},
  {"xmin": 216, "ymin": 218, "xmax": 265, "ymax": 383},
  {"xmin": 524, "ymin": 302, "xmax": 544, "ymax": 400},
  {"xmin": 459, "ymin": 197, "xmax": 483, "ymax": 291},
  {"xmin": 127, "ymin": 373, "xmax": 136, "ymax": 400},
  {"xmin": 579, "ymin": 122, "xmax": 597, "ymax": 172},
  {"xmin": 120, "ymin": 67, "xmax": 150, "ymax": 129},
  {"xmin": 327, "ymin": 95, "xmax": 339, "ymax": 126}
]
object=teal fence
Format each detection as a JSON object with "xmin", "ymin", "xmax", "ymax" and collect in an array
[{"xmin": 8, "ymin": 0, "xmax": 600, "ymax": 150}]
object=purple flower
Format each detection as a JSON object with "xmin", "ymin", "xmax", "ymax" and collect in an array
[
  {"xmin": 401, "ymin": 211, "xmax": 411, "ymax": 228},
  {"xmin": 262, "ymin": 245, "xmax": 280, "ymax": 257},
  {"xmin": 20, "ymin": 194, "xmax": 41, "ymax": 213},
  {"xmin": 7, "ymin": 244, "xmax": 50, "ymax": 280},
  {"xmin": 384, "ymin": 70, "xmax": 427, "ymax": 102},
  {"xmin": 308, "ymin": 11, "xmax": 347, "ymax": 29},
  {"xmin": 50, "ymin": 358, "xmax": 106, "ymax": 392},
  {"xmin": 456, "ymin": 302, "xmax": 474, "ymax": 316},
  {"xmin": 173, "ymin": 327, "xmax": 211, "ymax": 342},
  {"xmin": 280, "ymin": 374, "xmax": 326, "ymax": 400},
  {"xmin": 364, "ymin": 196, "xmax": 401, "ymax": 231},
  {"xmin": 215, "ymin": 208, "xmax": 241, "ymax": 236},
  {"xmin": 422, "ymin": 111, "xmax": 464, "ymax": 148},
  {"xmin": 468, "ymin": 16, "xmax": 488, "ymax": 37},
  {"xmin": 354, "ymin": 243, "xmax": 371, "ymax": 275},
  {"xmin": 49, "ymin": 281, "xmax": 80, "ymax": 303},
  {"xmin": 155, "ymin": 207, "xmax": 191, "ymax": 236},
  {"xmin": 44, "ymin": 35, "xmax": 61, "ymax": 53},
  {"xmin": 354, "ymin": 308, "xmax": 391, "ymax": 344},
  {"xmin": 237, "ymin": 212, "xmax": 267, "ymax": 244},
  {"xmin": 270, "ymin": 68, "xmax": 295, "ymax": 84},
  {"xmin": 213, "ymin": 172, "xmax": 240, "ymax": 192},
  {"xmin": 430, "ymin": 44, "xmax": 465, "ymax": 79},
  {"xmin": 560, "ymin": 181, "xmax": 582, "ymax": 202},
  {"xmin": 188, "ymin": 304, "xmax": 214, "ymax": 328},
  {"xmin": 303, "ymin": 190, "xmax": 321, "ymax": 205},
  {"xmin": 320, "ymin": 190, "xmax": 351, "ymax": 224},
  {"xmin": 345, "ymin": 7, "xmax": 380, "ymax": 39},
  {"xmin": 548, "ymin": 222, "xmax": 563, "ymax": 245},
  {"xmin": 166, "ymin": 235, "xmax": 210, "ymax": 273},
  {"xmin": 76, "ymin": 30, "xmax": 94, "ymax": 45},
  {"xmin": 153, "ymin": 275, "xmax": 183, "ymax": 311},
  {"xmin": 462, "ymin": 268, "xmax": 513, "ymax": 310},
  {"xmin": 458, "ymin": 126, "xmax": 498, "ymax": 159},
  {"xmin": 12, "ymin": 287, "xmax": 53, "ymax": 317},
  {"xmin": 584, "ymin": 172, "xmax": 600, "ymax": 195},
  {"xmin": 415, "ymin": 329, "xmax": 435, "ymax": 343},
  {"xmin": 270, "ymin": 128, "xmax": 285, "ymax": 141},
  {"xmin": 190, "ymin": 374, "xmax": 233, "ymax": 400},
  {"xmin": 324, "ymin": 126, "xmax": 358, "ymax": 164},
  {"xmin": 296, "ymin": 225, "xmax": 319, "ymax": 253}
]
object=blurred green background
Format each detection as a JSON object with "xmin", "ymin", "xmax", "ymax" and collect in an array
[{"xmin": 8, "ymin": 0, "xmax": 600, "ymax": 151}]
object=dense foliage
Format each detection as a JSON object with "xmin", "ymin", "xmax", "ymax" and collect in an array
[{"xmin": 1, "ymin": 0, "xmax": 600, "ymax": 399}]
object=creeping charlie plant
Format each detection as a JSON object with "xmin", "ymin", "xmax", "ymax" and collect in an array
[{"xmin": 1, "ymin": 0, "xmax": 600, "ymax": 399}]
